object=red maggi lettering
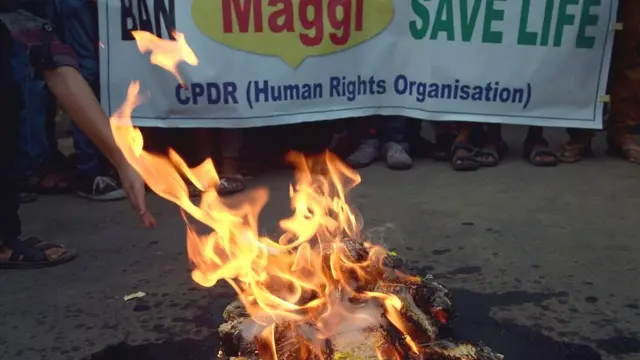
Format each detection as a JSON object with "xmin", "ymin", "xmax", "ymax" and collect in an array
[
  {"xmin": 268, "ymin": 0, "xmax": 295, "ymax": 33},
  {"xmin": 299, "ymin": 0, "xmax": 323, "ymax": 46},
  {"xmin": 327, "ymin": 0, "xmax": 351, "ymax": 46},
  {"xmin": 222, "ymin": 0, "xmax": 263, "ymax": 33},
  {"xmin": 221, "ymin": 0, "xmax": 365, "ymax": 47}
]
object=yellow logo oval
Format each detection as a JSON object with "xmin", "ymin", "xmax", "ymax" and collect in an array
[{"xmin": 191, "ymin": 0, "xmax": 394, "ymax": 68}]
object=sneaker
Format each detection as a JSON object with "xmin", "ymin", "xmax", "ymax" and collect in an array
[
  {"xmin": 384, "ymin": 142, "xmax": 412, "ymax": 170},
  {"xmin": 346, "ymin": 138, "xmax": 380, "ymax": 168},
  {"xmin": 77, "ymin": 175, "xmax": 126, "ymax": 201}
]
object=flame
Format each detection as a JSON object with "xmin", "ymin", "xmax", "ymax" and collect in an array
[
  {"xmin": 131, "ymin": 30, "xmax": 198, "ymax": 86},
  {"xmin": 111, "ymin": 31, "xmax": 420, "ymax": 359}
]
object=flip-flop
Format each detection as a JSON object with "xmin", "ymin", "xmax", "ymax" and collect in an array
[
  {"xmin": 451, "ymin": 142, "xmax": 479, "ymax": 171},
  {"xmin": 216, "ymin": 175, "xmax": 246, "ymax": 196},
  {"xmin": 0, "ymin": 237, "xmax": 77, "ymax": 269}
]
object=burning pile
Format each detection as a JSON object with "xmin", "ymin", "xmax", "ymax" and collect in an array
[
  {"xmin": 110, "ymin": 31, "xmax": 504, "ymax": 360},
  {"xmin": 215, "ymin": 229, "xmax": 504, "ymax": 360}
]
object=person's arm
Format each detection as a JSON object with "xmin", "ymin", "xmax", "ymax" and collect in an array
[
  {"xmin": 44, "ymin": 67, "xmax": 126, "ymax": 169},
  {"xmin": 44, "ymin": 66, "xmax": 155, "ymax": 227},
  {"xmin": 5, "ymin": 9, "xmax": 154, "ymax": 226}
]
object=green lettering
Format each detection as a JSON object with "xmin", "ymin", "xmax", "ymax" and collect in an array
[
  {"xmin": 430, "ymin": 0, "xmax": 455, "ymax": 41},
  {"xmin": 409, "ymin": 0, "xmax": 430, "ymax": 40},
  {"xmin": 554, "ymin": 0, "xmax": 579, "ymax": 47},
  {"xmin": 517, "ymin": 0, "xmax": 537, "ymax": 45},
  {"xmin": 483, "ymin": 0, "xmax": 505, "ymax": 44},
  {"xmin": 540, "ymin": 0, "xmax": 554, "ymax": 46},
  {"xmin": 460, "ymin": 0, "xmax": 482, "ymax": 42},
  {"xmin": 576, "ymin": 0, "xmax": 600, "ymax": 49}
]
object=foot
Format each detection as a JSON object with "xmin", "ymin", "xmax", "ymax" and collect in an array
[
  {"xmin": 451, "ymin": 142, "xmax": 479, "ymax": 171},
  {"xmin": 76, "ymin": 175, "xmax": 127, "ymax": 201},
  {"xmin": 345, "ymin": 139, "xmax": 379, "ymax": 168},
  {"xmin": 384, "ymin": 142, "xmax": 412, "ymax": 170},
  {"xmin": 0, "ymin": 237, "xmax": 76, "ymax": 269},
  {"xmin": 524, "ymin": 139, "xmax": 558, "ymax": 167},
  {"xmin": 26, "ymin": 166, "xmax": 74, "ymax": 195},
  {"xmin": 608, "ymin": 135, "xmax": 640, "ymax": 165},
  {"xmin": 558, "ymin": 138, "xmax": 593, "ymax": 163},
  {"xmin": 475, "ymin": 141, "xmax": 506, "ymax": 167}
]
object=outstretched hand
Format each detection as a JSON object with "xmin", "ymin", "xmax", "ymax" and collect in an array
[{"xmin": 117, "ymin": 162, "xmax": 156, "ymax": 227}]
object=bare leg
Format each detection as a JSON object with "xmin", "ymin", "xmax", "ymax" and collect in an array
[
  {"xmin": 451, "ymin": 122, "xmax": 479, "ymax": 171},
  {"xmin": 524, "ymin": 126, "xmax": 558, "ymax": 166},
  {"xmin": 476, "ymin": 124, "xmax": 505, "ymax": 167}
]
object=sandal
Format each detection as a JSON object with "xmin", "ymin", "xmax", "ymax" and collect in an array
[
  {"xmin": 607, "ymin": 136, "xmax": 640, "ymax": 165},
  {"xmin": 216, "ymin": 175, "xmax": 246, "ymax": 196},
  {"xmin": 26, "ymin": 162, "xmax": 74, "ymax": 195},
  {"xmin": 557, "ymin": 141, "xmax": 594, "ymax": 163},
  {"xmin": 0, "ymin": 237, "xmax": 77, "ymax": 269},
  {"xmin": 523, "ymin": 140, "xmax": 559, "ymax": 167},
  {"xmin": 451, "ymin": 142, "xmax": 479, "ymax": 171},
  {"xmin": 476, "ymin": 141, "xmax": 508, "ymax": 167}
]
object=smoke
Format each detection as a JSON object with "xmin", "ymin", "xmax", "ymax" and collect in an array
[{"xmin": 363, "ymin": 222, "xmax": 403, "ymax": 248}]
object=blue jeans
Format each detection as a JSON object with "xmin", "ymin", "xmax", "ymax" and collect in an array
[
  {"xmin": 356, "ymin": 115, "xmax": 410, "ymax": 144},
  {"xmin": 12, "ymin": 39, "xmax": 49, "ymax": 177},
  {"xmin": 13, "ymin": 1, "xmax": 101, "ymax": 179},
  {"xmin": 53, "ymin": 0, "xmax": 101, "ymax": 179}
]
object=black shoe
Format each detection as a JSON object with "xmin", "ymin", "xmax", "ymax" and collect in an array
[{"xmin": 76, "ymin": 175, "xmax": 126, "ymax": 201}]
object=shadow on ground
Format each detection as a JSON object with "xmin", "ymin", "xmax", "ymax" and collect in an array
[
  {"xmin": 86, "ymin": 288, "xmax": 640, "ymax": 360},
  {"xmin": 450, "ymin": 288, "xmax": 603, "ymax": 360}
]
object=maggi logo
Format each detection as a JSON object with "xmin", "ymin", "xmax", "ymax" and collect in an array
[
  {"xmin": 192, "ymin": 0, "xmax": 394, "ymax": 68},
  {"xmin": 222, "ymin": 0, "xmax": 364, "ymax": 47}
]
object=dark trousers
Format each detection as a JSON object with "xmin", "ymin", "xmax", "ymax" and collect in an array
[
  {"xmin": 351, "ymin": 115, "xmax": 410, "ymax": 144},
  {"xmin": 0, "ymin": 48, "xmax": 22, "ymax": 240}
]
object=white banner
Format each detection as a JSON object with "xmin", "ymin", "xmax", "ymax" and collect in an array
[{"xmin": 98, "ymin": 0, "xmax": 617, "ymax": 129}]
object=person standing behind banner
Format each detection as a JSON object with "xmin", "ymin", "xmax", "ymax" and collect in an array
[
  {"xmin": 344, "ymin": 115, "xmax": 414, "ymax": 170},
  {"xmin": 13, "ymin": 0, "xmax": 126, "ymax": 200},
  {"xmin": 52, "ymin": 0, "xmax": 129, "ymax": 199},
  {"xmin": 559, "ymin": 0, "xmax": 640, "ymax": 165},
  {"xmin": 0, "ymin": 6, "xmax": 153, "ymax": 268}
]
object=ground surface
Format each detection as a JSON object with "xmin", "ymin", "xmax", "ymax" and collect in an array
[{"xmin": 1, "ymin": 127, "xmax": 639, "ymax": 360}]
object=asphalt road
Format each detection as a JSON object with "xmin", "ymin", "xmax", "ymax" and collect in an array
[{"xmin": 1, "ymin": 128, "xmax": 639, "ymax": 360}]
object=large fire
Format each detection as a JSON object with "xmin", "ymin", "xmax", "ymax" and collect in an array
[{"xmin": 110, "ymin": 31, "xmax": 502, "ymax": 360}]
